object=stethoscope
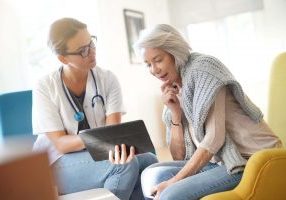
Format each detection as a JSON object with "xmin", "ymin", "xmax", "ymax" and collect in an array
[{"xmin": 60, "ymin": 67, "xmax": 105, "ymax": 122}]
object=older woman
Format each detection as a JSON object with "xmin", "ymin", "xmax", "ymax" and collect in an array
[
  {"xmin": 134, "ymin": 24, "xmax": 282, "ymax": 200},
  {"xmin": 32, "ymin": 18, "xmax": 157, "ymax": 200}
]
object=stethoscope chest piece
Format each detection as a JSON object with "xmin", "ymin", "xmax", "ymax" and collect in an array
[
  {"xmin": 74, "ymin": 111, "xmax": 85, "ymax": 122},
  {"xmin": 60, "ymin": 67, "xmax": 104, "ymax": 122}
]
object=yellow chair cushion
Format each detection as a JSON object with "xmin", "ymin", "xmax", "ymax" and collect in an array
[{"xmin": 202, "ymin": 148, "xmax": 286, "ymax": 200}]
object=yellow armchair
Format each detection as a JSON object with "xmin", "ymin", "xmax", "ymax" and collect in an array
[
  {"xmin": 201, "ymin": 148, "xmax": 286, "ymax": 200},
  {"xmin": 202, "ymin": 52, "xmax": 286, "ymax": 200},
  {"xmin": 267, "ymin": 52, "xmax": 286, "ymax": 146}
]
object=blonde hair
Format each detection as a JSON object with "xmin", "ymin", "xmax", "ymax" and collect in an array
[
  {"xmin": 134, "ymin": 24, "xmax": 191, "ymax": 68},
  {"xmin": 48, "ymin": 18, "xmax": 87, "ymax": 55}
]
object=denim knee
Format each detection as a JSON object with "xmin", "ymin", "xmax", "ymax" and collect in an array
[
  {"xmin": 106, "ymin": 158, "xmax": 140, "ymax": 200},
  {"xmin": 127, "ymin": 157, "xmax": 140, "ymax": 175},
  {"xmin": 141, "ymin": 165, "xmax": 163, "ymax": 196},
  {"xmin": 111, "ymin": 156, "xmax": 140, "ymax": 175},
  {"xmin": 137, "ymin": 153, "xmax": 158, "ymax": 172},
  {"xmin": 144, "ymin": 152, "xmax": 158, "ymax": 164},
  {"xmin": 159, "ymin": 187, "xmax": 181, "ymax": 200}
]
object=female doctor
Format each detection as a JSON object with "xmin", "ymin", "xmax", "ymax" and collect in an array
[{"xmin": 32, "ymin": 18, "xmax": 157, "ymax": 200}]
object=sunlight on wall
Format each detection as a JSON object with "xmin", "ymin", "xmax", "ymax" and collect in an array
[
  {"xmin": 187, "ymin": 11, "xmax": 286, "ymax": 114},
  {"xmin": 189, "ymin": 12, "xmax": 269, "ymax": 81},
  {"xmin": 1, "ymin": 0, "xmax": 100, "ymax": 92}
]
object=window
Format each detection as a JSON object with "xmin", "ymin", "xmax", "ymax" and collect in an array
[
  {"xmin": 1, "ymin": 0, "xmax": 98, "ymax": 91},
  {"xmin": 187, "ymin": 11, "xmax": 286, "ymax": 113}
]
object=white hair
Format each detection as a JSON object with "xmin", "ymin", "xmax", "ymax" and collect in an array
[{"xmin": 134, "ymin": 24, "xmax": 192, "ymax": 69}]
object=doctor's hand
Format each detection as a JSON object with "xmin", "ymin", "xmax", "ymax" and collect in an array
[{"xmin": 109, "ymin": 144, "xmax": 135, "ymax": 164}]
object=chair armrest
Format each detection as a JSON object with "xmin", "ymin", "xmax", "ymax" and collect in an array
[{"xmin": 202, "ymin": 148, "xmax": 286, "ymax": 200}]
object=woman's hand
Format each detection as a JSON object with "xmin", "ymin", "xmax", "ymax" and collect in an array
[
  {"xmin": 161, "ymin": 80, "xmax": 182, "ymax": 121},
  {"xmin": 151, "ymin": 178, "xmax": 176, "ymax": 200},
  {"xmin": 109, "ymin": 144, "xmax": 135, "ymax": 164}
]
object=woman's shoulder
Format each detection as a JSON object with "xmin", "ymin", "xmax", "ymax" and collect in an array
[
  {"xmin": 188, "ymin": 52, "xmax": 224, "ymax": 70},
  {"xmin": 182, "ymin": 52, "xmax": 233, "ymax": 83}
]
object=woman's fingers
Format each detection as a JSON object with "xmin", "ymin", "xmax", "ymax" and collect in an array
[
  {"xmin": 162, "ymin": 90, "xmax": 179, "ymax": 105},
  {"xmin": 162, "ymin": 81, "xmax": 179, "ymax": 94},
  {"xmin": 126, "ymin": 146, "xmax": 135, "ymax": 163},
  {"xmin": 130, "ymin": 146, "xmax": 135, "ymax": 157},
  {"xmin": 162, "ymin": 85, "xmax": 179, "ymax": 105},
  {"xmin": 109, "ymin": 144, "xmax": 136, "ymax": 164},
  {"xmin": 161, "ymin": 80, "xmax": 171, "ymax": 92},
  {"xmin": 154, "ymin": 192, "xmax": 160, "ymax": 200},
  {"xmin": 163, "ymin": 86, "xmax": 179, "ymax": 95},
  {"xmin": 150, "ymin": 185, "xmax": 158, "ymax": 194},
  {"xmin": 120, "ymin": 144, "xmax": 127, "ymax": 164},
  {"xmin": 151, "ymin": 186, "xmax": 159, "ymax": 200},
  {"xmin": 109, "ymin": 150, "xmax": 115, "ymax": 163},
  {"xmin": 114, "ymin": 145, "xmax": 120, "ymax": 164}
]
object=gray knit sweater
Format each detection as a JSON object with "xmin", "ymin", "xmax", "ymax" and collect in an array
[{"xmin": 163, "ymin": 52, "xmax": 263, "ymax": 174}]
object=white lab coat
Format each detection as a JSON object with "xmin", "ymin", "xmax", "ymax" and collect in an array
[{"xmin": 32, "ymin": 66, "xmax": 125, "ymax": 164}]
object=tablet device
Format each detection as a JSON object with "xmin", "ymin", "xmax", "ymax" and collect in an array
[{"xmin": 79, "ymin": 120, "xmax": 155, "ymax": 161}]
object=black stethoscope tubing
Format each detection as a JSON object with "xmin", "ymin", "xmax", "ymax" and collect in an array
[{"xmin": 60, "ymin": 67, "xmax": 105, "ymax": 122}]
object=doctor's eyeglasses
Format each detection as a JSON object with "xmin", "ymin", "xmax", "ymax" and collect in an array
[{"xmin": 62, "ymin": 35, "xmax": 97, "ymax": 58}]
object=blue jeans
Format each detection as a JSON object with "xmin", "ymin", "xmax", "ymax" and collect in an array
[
  {"xmin": 141, "ymin": 161, "xmax": 243, "ymax": 200},
  {"xmin": 52, "ymin": 151, "xmax": 158, "ymax": 200},
  {"xmin": 130, "ymin": 153, "xmax": 159, "ymax": 200}
]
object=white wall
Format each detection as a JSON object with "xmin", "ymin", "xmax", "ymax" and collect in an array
[
  {"xmin": 95, "ymin": 0, "xmax": 170, "ymax": 147},
  {"xmin": 245, "ymin": 0, "xmax": 286, "ymax": 117},
  {"xmin": 0, "ymin": 1, "xmax": 27, "ymax": 92},
  {"xmin": 0, "ymin": 0, "xmax": 170, "ymax": 147},
  {"xmin": 0, "ymin": 0, "xmax": 102, "ymax": 92}
]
